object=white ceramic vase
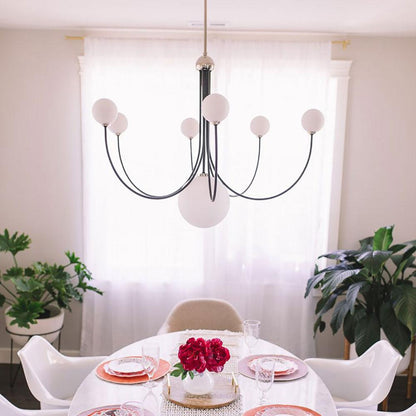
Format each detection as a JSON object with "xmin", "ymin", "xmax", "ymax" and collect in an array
[
  {"xmin": 5, "ymin": 305, "xmax": 64, "ymax": 347},
  {"xmin": 183, "ymin": 371, "xmax": 214, "ymax": 395}
]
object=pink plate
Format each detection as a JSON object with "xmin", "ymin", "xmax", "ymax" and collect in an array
[
  {"xmin": 239, "ymin": 355, "xmax": 308, "ymax": 382},
  {"xmin": 76, "ymin": 404, "xmax": 154, "ymax": 416},
  {"xmin": 243, "ymin": 404, "xmax": 320, "ymax": 416}
]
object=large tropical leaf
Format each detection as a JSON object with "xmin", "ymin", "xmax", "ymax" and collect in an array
[
  {"xmin": 330, "ymin": 299, "xmax": 351, "ymax": 334},
  {"xmin": 315, "ymin": 293, "xmax": 338, "ymax": 316},
  {"xmin": 321, "ymin": 268, "xmax": 362, "ymax": 297},
  {"xmin": 313, "ymin": 316, "xmax": 326, "ymax": 335},
  {"xmin": 345, "ymin": 281, "xmax": 367, "ymax": 314},
  {"xmin": 359, "ymin": 236, "xmax": 373, "ymax": 251},
  {"xmin": 391, "ymin": 247, "xmax": 416, "ymax": 282},
  {"xmin": 357, "ymin": 250, "xmax": 392, "ymax": 276},
  {"xmin": 372, "ymin": 226, "xmax": 393, "ymax": 251},
  {"xmin": 380, "ymin": 302, "xmax": 411, "ymax": 356},
  {"xmin": 354, "ymin": 313, "xmax": 380, "ymax": 356},
  {"xmin": 343, "ymin": 312, "xmax": 355, "ymax": 343},
  {"xmin": 305, "ymin": 271, "xmax": 326, "ymax": 297},
  {"xmin": 392, "ymin": 285, "xmax": 416, "ymax": 336},
  {"xmin": 319, "ymin": 250, "xmax": 361, "ymax": 261}
]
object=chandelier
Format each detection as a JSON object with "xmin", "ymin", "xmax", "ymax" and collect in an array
[{"xmin": 92, "ymin": 0, "xmax": 325, "ymax": 228}]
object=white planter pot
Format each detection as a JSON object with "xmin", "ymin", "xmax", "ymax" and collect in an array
[
  {"xmin": 5, "ymin": 305, "xmax": 64, "ymax": 347},
  {"xmin": 183, "ymin": 371, "xmax": 214, "ymax": 395},
  {"xmin": 349, "ymin": 331, "xmax": 411, "ymax": 374}
]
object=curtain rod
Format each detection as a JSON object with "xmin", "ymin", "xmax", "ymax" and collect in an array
[{"xmin": 65, "ymin": 35, "xmax": 350, "ymax": 48}]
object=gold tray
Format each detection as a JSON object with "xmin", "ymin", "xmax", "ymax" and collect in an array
[{"xmin": 163, "ymin": 373, "xmax": 239, "ymax": 409}]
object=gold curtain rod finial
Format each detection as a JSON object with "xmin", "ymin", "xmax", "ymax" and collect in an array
[
  {"xmin": 65, "ymin": 36, "xmax": 84, "ymax": 40},
  {"xmin": 332, "ymin": 40, "xmax": 350, "ymax": 49}
]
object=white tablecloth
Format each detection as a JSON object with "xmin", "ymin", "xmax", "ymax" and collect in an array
[{"xmin": 68, "ymin": 330, "xmax": 337, "ymax": 416}]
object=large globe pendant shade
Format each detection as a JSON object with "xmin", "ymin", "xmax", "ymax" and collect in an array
[{"xmin": 178, "ymin": 175, "xmax": 230, "ymax": 228}]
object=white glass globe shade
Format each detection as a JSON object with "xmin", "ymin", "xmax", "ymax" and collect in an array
[
  {"xmin": 109, "ymin": 113, "xmax": 128, "ymax": 135},
  {"xmin": 92, "ymin": 98, "xmax": 118, "ymax": 126},
  {"xmin": 250, "ymin": 116, "xmax": 270, "ymax": 137},
  {"xmin": 201, "ymin": 94, "xmax": 229, "ymax": 124},
  {"xmin": 181, "ymin": 118, "xmax": 199, "ymax": 139},
  {"xmin": 178, "ymin": 175, "xmax": 230, "ymax": 228},
  {"xmin": 301, "ymin": 109, "xmax": 324, "ymax": 134}
]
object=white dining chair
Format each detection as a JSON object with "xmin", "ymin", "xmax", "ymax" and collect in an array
[
  {"xmin": 17, "ymin": 336, "xmax": 106, "ymax": 410},
  {"xmin": 0, "ymin": 394, "xmax": 68, "ymax": 416},
  {"xmin": 157, "ymin": 298, "xmax": 243, "ymax": 334},
  {"xmin": 305, "ymin": 340, "xmax": 401, "ymax": 410},
  {"xmin": 337, "ymin": 403, "xmax": 416, "ymax": 416}
]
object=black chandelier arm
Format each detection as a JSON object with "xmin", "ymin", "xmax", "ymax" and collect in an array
[
  {"xmin": 207, "ymin": 123, "xmax": 219, "ymax": 201},
  {"xmin": 117, "ymin": 135, "xmax": 153, "ymax": 197},
  {"xmin": 229, "ymin": 136, "xmax": 262, "ymax": 198},
  {"xmin": 104, "ymin": 126, "xmax": 203, "ymax": 200},
  {"xmin": 189, "ymin": 140, "xmax": 194, "ymax": 170},
  {"xmin": 212, "ymin": 134, "xmax": 315, "ymax": 201}
]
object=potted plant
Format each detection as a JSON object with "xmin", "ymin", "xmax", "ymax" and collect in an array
[
  {"xmin": 305, "ymin": 225, "xmax": 416, "ymax": 357},
  {"xmin": 0, "ymin": 229, "xmax": 102, "ymax": 345}
]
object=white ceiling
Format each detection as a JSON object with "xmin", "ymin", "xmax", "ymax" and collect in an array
[{"xmin": 1, "ymin": 0, "xmax": 416, "ymax": 36}]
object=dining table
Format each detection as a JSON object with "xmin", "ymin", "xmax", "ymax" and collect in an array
[{"xmin": 68, "ymin": 330, "xmax": 337, "ymax": 416}]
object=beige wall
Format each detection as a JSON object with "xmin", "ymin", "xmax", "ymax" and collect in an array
[
  {"xmin": 0, "ymin": 30, "xmax": 84, "ymax": 352},
  {"xmin": 0, "ymin": 30, "xmax": 415, "ymax": 357},
  {"xmin": 316, "ymin": 37, "xmax": 416, "ymax": 358}
]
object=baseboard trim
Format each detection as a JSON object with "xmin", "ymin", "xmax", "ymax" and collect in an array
[{"xmin": 0, "ymin": 347, "xmax": 80, "ymax": 363}]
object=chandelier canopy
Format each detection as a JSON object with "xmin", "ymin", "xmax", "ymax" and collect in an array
[{"xmin": 92, "ymin": 0, "xmax": 325, "ymax": 228}]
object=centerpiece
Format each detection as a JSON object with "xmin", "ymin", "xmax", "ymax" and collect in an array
[{"xmin": 170, "ymin": 337, "xmax": 230, "ymax": 395}]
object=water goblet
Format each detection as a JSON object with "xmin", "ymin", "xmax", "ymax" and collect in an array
[
  {"xmin": 142, "ymin": 342, "xmax": 160, "ymax": 389},
  {"xmin": 255, "ymin": 357, "xmax": 275, "ymax": 405},
  {"xmin": 243, "ymin": 319, "xmax": 260, "ymax": 353},
  {"xmin": 119, "ymin": 401, "xmax": 143, "ymax": 416}
]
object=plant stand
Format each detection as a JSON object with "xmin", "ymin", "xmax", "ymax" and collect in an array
[
  {"xmin": 344, "ymin": 337, "xmax": 416, "ymax": 409},
  {"xmin": 6, "ymin": 325, "xmax": 63, "ymax": 388}
]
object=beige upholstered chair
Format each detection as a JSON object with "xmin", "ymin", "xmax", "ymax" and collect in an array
[{"xmin": 157, "ymin": 298, "xmax": 243, "ymax": 334}]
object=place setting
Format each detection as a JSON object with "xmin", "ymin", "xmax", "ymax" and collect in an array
[
  {"xmin": 240, "ymin": 321, "xmax": 319, "ymax": 416},
  {"xmin": 96, "ymin": 342, "xmax": 170, "ymax": 385},
  {"xmin": 238, "ymin": 320, "xmax": 308, "ymax": 382},
  {"xmin": 75, "ymin": 400, "xmax": 154, "ymax": 416}
]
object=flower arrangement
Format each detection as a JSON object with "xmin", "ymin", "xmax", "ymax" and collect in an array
[{"xmin": 171, "ymin": 337, "xmax": 230, "ymax": 379}]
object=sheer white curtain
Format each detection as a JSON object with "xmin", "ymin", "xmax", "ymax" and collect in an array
[{"xmin": 80, "ymin": 37, "xmax": 331, "ymax": 357}]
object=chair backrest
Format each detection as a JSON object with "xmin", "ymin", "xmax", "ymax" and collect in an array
[
  {"xmin": 17, "ymin": 336, "xmax": 74, "ymax": 402},
  {"xmin": 343, "ymin": 340, "xmax": 402, "ymax": 403},
  {"xmin": 157, "ymin": 298, "xmax": 243, "ymax": 334}
]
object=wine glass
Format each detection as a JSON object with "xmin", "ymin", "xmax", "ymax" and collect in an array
[
  {"xmin": 142, "ymin": 342, "xmax": 160, "ymax": 389},
  {"xmin": 119, "ymin": 401, "xmax": 143, "ymax": 416},
  {"xmin": 243, "ymin": 319, "xmax": 260, "ymax": 353},
  {"xmin": 255, "ymin": 357, "xmax": 275, "ymax": 404}
]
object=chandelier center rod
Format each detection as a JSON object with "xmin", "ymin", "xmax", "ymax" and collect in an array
[{"xmin": 203, "ymin": 0, "xmax": 208, "ymax": 57}]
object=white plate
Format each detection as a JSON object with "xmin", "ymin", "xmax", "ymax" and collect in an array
[
  {"xmin": 248, "ymin": 357, "xmax": 298, "ymax": 374},
  {"xmin": 257, "ymin": 407, "xmax": 312, "ymax": 416},
  {"xmin": 107, "ymin": 358, "xmax": 144, "ymax": 376}
]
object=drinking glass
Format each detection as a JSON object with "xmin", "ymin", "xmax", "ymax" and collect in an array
[
  {"xmin": 255, "ymin": 357, "xmax": 275, "ymax": 404},
  {"xmin": 119, "ymin": 401, "xmax": 143, "ymax": 416},
  {"xmin": 142, "ymin": 342, "xmax": 160, "ymax": 389},
  {"xmin": 243, "ymin": 319, "xmax": 260, "ymax": 353}
]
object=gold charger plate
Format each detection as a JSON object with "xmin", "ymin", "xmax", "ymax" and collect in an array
[{"xmin": 162, "ymin": 373, "xmax": 239, "ymax": 409}]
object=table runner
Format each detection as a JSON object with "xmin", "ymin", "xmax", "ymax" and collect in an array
[{"xmin": 160, "ymin": 396, "xmax": 243, "ymax": 416}]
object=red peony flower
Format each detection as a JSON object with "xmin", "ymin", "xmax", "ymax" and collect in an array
[
  {"xmin": 178, "ymin": 337, "xmax": 208, "ymax": 373},
  {"xmin": 205, "ymin": 338, "xmax": 230, "ymax": 373}
]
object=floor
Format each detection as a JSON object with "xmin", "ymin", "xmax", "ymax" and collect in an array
[{"xmin": 0, "ymin": 363, "xmax": 415, "ymax": 412}]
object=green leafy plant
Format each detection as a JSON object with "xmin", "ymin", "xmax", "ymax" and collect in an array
[
  {"xmin": 305, "ymin": 225, "xmax": 416, "ymax": 356},
  {"xmin": 0, "ymin": 229, "xmax": 103, "ymax": 328}
]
